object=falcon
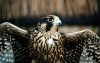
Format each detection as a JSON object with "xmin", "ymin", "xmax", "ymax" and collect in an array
[
  {"xmin": 31, "ymin": 15, "xmax": 100, "ymax": 63},
  {"xmin": 0, "ymin": 15, "xmax": 99, "ymax": 63}
]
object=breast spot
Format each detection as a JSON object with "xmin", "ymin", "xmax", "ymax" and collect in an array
[{"xmin": 47, "ymin": 38, "xmax": 54, "ymax": 45}]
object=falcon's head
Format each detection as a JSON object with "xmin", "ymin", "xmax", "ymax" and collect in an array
[{"xmin": 40, "ymin": 15, "xmax": 62, "ymax": 31}]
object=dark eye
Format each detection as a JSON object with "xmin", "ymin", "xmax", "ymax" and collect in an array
[
  {"xmin": 48, "ymin": 18, "xmax": 53, "ymax": 22},
  {"xmin": 49, "ymin": 18, "xmax": 52, "ymax": 21}
]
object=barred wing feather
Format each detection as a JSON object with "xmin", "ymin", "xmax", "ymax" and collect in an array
[
  {"xmin": 0, "ymin": 22, "xmax": 31, "ymax": 63},
  {"xmin": 63, "ymin": 29, "xmax": 100, "ymax": 63}
]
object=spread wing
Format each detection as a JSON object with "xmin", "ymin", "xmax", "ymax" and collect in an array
[
  {"xmin": 0, "ymin": 22, "xmax": 28, "ymax": 37},
  {"xmin": 0, "ymin": 22, "xmax": 31, "ymax": 63},
  {"xmin": 62, "ymin": 29, "xmax": 100, "ymax": 63}
]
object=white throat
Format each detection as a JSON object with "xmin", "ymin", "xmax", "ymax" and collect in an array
[{"xmin": 47, "ymin": 38, "xmax": 54, "ymax": 45}]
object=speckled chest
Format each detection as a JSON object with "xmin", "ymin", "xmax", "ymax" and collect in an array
[
  {"xmin": 32, "ymin": 32, "xmax": 63, "ymax": 53},
  {"xmin": 31, "ymin": 32, "xmax": 65, "ymax": 63}
]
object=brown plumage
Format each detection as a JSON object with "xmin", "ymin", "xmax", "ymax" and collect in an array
[
  {"xmin": 31, "ymin": 15, "xmax": 100, "ymax": 63},
  {"xmin": 0, "ymin": 22, "xmax": 31, "ymax": 63},
  {"xmin": 0, "ymin": 15, "xmax": 100, "ymax": 63}
]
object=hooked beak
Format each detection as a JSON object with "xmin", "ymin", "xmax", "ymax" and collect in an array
[
  {"xmin": 59, "ymin": 20, "xmax": 62, "ymax": 25},
  {"xmin": 53, "ymin": 20, "xmax": 62, "ymax": 26}
]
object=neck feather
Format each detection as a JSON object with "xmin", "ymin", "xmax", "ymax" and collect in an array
[{"xmin": 50, "ymin": 25, "xmax": 59, "ymax": 32}]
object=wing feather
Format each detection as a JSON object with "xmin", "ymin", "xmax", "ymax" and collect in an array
[
  {"xmin": 63, "ymin": 29, "xmax": 100, "ymax": 63},
  {"xmin": 0, "ymin": 22, "xmax": 31, "ymax": 63},
  {"xmin": 0, "ymin": 22, "xmax": 28, "ymax": 37}
]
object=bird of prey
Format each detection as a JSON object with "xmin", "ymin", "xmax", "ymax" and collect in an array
[
  {"xmin": 30, "ymin": 15, "xmax": 100, "ymax": 63},
  {"xmin": 0, "ymin": 15, "xmax": 100, "ymax": 63}
]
